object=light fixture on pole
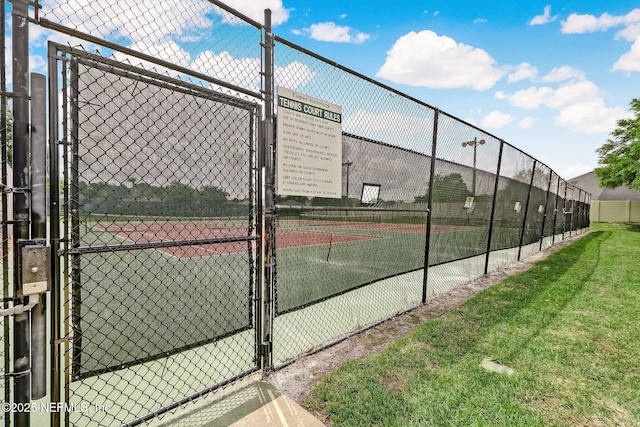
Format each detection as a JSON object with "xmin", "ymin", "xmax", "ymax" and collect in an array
[{"xmin": 461, "ymin": 137, "xmax": 485, "ymax": 196}]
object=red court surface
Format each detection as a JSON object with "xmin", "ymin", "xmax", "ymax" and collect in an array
[{"xmin": 97, "ymin": 222, "xmax": 380, "ymax": 259}]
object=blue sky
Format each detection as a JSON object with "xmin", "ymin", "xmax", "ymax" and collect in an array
[
  {"xmin": 259, "ymin": 0, "xmax": 640, "ymax": 179},
  {"xmin": 27, "ymin": 0, "xmax": 640, "ymax": 180}
]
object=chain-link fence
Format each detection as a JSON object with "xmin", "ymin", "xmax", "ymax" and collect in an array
[
  {"xmin": 0, "ymin": 0, "xmax": 592, "ymax": 425},
  {"xmin": 37, "ymin": 1, "xmax": 267, "ymax": 426},
  {"xmin": 269, "ymin": 36, "xmax": 589, "ymax": 369}
]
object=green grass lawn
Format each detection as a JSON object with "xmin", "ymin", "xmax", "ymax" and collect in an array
[{"xmin": 306, "ymin": 223, "xmax": 640, "ymax": 426}]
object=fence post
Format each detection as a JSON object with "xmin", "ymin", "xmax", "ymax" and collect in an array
[
  {"xmin": 551, "ymin": 177, "xmax": 560, "ymax": 245},
  {"xmin": 484, "ymin": 141, "xmax": 503, "ymax": 274},
  {"xmin": 48, "ymin": 42, "xmax": 62, "ymax": 427},
  {"xmin": 538, "ymin": 169, "xmax": 553, "ymax": 251},
  {"xmin": 517, "ymin": 160, "xmax": 536, "ymax": 261},
  {"xmin": 1, "ymin": 0, "xmax": 10, "ymax": 422},
  {"xmin": 568, "ymin": 187, "xmax": 575, "ymax": 237},
  {"xmin": 259, "ymin": 8, "xmax": 275, "ymax": 370},
  {"xmin": 12, "ymin": 0, "xmax": 32, "ymax": 425},
  {"xmin": 562, "ymin": 183, "xmax": 568, "ymax": 240},
  {"xmin": 422, "ymin": 109, "xmax": 439, "ymax": 304},
  {"xmin": 30, "ymin": 73, "xmax": 47, "ymax": 400}
]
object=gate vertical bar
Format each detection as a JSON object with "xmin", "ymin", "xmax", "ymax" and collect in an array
[
  {"xmin": 48, "ymin": 43, "xmax": 62, "ymax": 427},
  {"xmin": 484, "ymin": 141, "xmax": 504, "ymax": 274},
  {"xmin": 260, "ymin": 8, "xmax": 275, "ymax": 369},
  {"xmin": 29, "ymin": 73, "xmax": 47, "ymax": 400},
  {"xmin": 422, "ymin": 109, "xmax": 438, "ymax": 303},
  {"xmin": 12, "ymin": 0, "xmax": 31, "ymax": 425},
  {"xmin": 517, "ymin": 160, "xmax": 536, "ymax": 261}
]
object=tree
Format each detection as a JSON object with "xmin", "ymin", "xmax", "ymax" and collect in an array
[
  {"xmin": 595, "ymin": 98, "xmax": 640, "ymax": 191},
  {"xmin": 414, "ymin": 173, "xmax": 470, "ymax": 203}
]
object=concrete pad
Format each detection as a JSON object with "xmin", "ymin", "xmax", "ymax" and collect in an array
[
  {"xmin": 153, "ymin": 381, "xmax": 324, "ymax": 427},
  {"xmin": 229, "ymin": 394, "xmax": 324, "ymax": 427}
]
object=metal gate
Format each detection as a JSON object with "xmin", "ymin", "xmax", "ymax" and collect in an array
[{"xmin": 48, "ymin": 44, "xmax": 262, "ymax": 426}]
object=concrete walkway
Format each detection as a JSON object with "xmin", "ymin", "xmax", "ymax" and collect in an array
[{"xmin": 154, "ymin": 380, "xmax": 324, "ymax": 427}]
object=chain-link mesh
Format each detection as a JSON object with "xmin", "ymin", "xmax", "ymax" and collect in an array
[
  {"xmin": 38, "ymin": 0, "xmax": 263, "ymax": 101},
  {"xmin": 540, "ymin": 171, "xmax": 560, "ymax": 250},
  {"xmin": 52, "ymin": 43, "xmax": 260, "ymax": 425},
  {"xmin": 272, "ymin": 37, "xmax": 435, "ymax": 364},
  {"xmin": 426, "ymin": 114, "xmax": 502, "ymax": 296},
  {"xmin": 269, "ymin": 32, "xmax": 591, "ymax": 368}
]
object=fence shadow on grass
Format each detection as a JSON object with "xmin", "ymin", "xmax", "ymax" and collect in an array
[{"xmin": 411, "ymin": 231, "xmax": 607, "ymax": 362}]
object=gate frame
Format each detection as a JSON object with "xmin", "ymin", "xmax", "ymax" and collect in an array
[{"xmin": 47, "ymin": 41, "xmax": 265, "ymax": 425}]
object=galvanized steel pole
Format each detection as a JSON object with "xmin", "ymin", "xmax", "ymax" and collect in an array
[
  {"xmin": 12, "ymin": 0, "xmax": 31, "ymax": 425},
  {"xmin": 30, "ymin": 73, "xmax": 47, "ymax": 400},
  {"xmin": 260, "ymin": 8, "xmax": 275, "ymax": 369}
]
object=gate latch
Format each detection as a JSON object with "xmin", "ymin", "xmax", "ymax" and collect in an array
[{"xmin": 18, "ymin": 240, "xmax": 51, "ymax": 295}]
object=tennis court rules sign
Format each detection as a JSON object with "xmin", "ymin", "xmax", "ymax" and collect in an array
[{"xmin": 276, "ymin": 87, "xmax": 342, "ymax": 198}]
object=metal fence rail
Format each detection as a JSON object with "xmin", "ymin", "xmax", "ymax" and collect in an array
[{"xmin": 0, "ymin": 1, "xmax": 592, "ymax": 425}]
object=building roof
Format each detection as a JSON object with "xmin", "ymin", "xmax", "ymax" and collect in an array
[{"xmin": 568, "ymin": 171, "xmax": 640, "ymax": 201}]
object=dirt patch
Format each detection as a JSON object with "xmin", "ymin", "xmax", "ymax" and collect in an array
[{"xmin": 266, "ymin": 234, "xmax": 587, "ymax": 409}]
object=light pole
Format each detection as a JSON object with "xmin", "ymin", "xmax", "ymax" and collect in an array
[
  {"xmin": 342, "ymin": 161, "xmax": 352, "ymax": 198},
  {"xmin": 461, "ymin": 138, "xmax": 485, "ymax": 196}
]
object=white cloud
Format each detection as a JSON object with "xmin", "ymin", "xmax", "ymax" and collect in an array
[
  {"xmin": 301, "ymin": 22, "xmax": 371, "ymax": 44},
  {"xmin": 191, "ymin": 51, "xmax": 314, "ymax": 91},
  {"xmin": 561, "ymin": 9, "xmax": 640, "ymax": 34},
  {"xmin": 519, "ymin": 117, "xmax": 535, "ymax": 129},
  {"xmin": 191, "ymin": 51, "xmax": 259, "ymax": 89},
  {"xmin": 561, "ymin": 8, "xmax": 640, "ymax": 72},
  {"xmin": 530, "ymin": 5, "xmax": 557, "ymax": 26},
  {"xmin": 554, "ymin": 100, "xmax": 628, "ymax": 133},
  {"xmin": 616, "ymin": 23, "xmax": 640, "ymax": 42},
  {"xmin": 540, "ymin": 65, "xmax": 585, "ymax": 82},
  {"xmin": 216, "ymin": 0, "xmax": 290, "ymax": 26},
  {"xmin": 507, "ymin": 63, "xmax": 539, "ymax": 83},
  {"xmin": 507, "ymin": 86, "xmax": 554, "ymax": 109},
  {"xmin": 612, "ymin": 39, "xmax": 640, "ymax": 72},
  {"xmin": 30, "ymin": 54, "xmax": 47, "ymax": 74},
  {"xmin": 376, "ymin": 30, "xmax": 504, "ymax": 90},
  {"xmin": 494, "ymin": 91, "xmax": 507, "ymax": 100},
  {"xmin": 275, "ymin": 61, "xmax": 317, "ymax": 88},
  {"xmin": 481, "ymin": 111, "xmax": 515, "ymax": 129},
  {"xmin": 499, "ymin": 79, "xmax": 629, "ymax": 134},
  {"xmin": 41, "ymin": 0, "xmax": 217, "ymax": 43},
  {"xmin": 473, "ymin": 18, "xmax": 488, "ymax": 24},
  {"xmin": 128, "ymin": 41, "xmax": 192, "ymax": 68}
]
